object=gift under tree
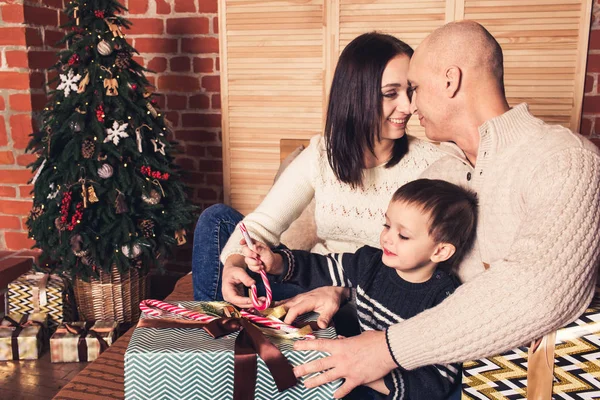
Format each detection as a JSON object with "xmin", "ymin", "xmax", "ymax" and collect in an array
[{"xmin": 25, "ymin": 0, "xmax": 196, "ymax": 289}]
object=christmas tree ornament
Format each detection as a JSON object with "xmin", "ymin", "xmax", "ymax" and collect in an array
[
  {"xmin": 115, "ymin": 52, "xmax": 131, "ymax": 69},
  {"xmin": 77, "ymin": 72, "xmax": 90, "ymax": 94},
  {"xmin": 75, "ymin": 106, "xmax": 87, "ymax": 114},
  {"xmin": 94, "ymin": 10, "xmax": 105, "ymax": 18},
  {"xmin": 97, "ymin": 163, "xmax": 113, "ymax": 179},
  {"xmin": 80, "ymin": 180, "xmax": 88, "ymax": 208},
  {"xmin": 31, "ymin": 158, "xmax": 47, "ymax": 185},
  {"xmin": 55, "ymin": 217, "xmax": 67, "ymax": 231},
  {"xmin": 104, "ymin": 78, "xmax": 118, "ymax": 96},
  {"xmin": 81, "ymin": 139, "xmax": 95, "ymax": 158},
  {"xmin": 121, "ymin": 243, "xmax": 141, "ymax": 259},
  {"xmin": 87, "ymin": 186, "xmax": 99, "ymax": 203},
  {"xmin": 175, "ymin": 229, "xmax": 187, "ymax": 246},
  {"xmin": 105, "ymin": 19, "xmax": 125, "ymax": 38},
  {"xmin": 57, "ymin": 69, "xmax": 82, "ymax": 97},
  {"xmin": 115, "ymin": 190, "xmax": 128, "ymax": 214},
  {"xmin": 141, "ymin": 189, "xmax": 161, "ymax": 205},
  {"xmin": 146, "ymin": 102, "xmax": 158, "ymax": 118},
  {"xmin": 70, "ymin": 234, "xmax": 83, "ymax": 252},
  {"xmin": 47, "ymin": 183, "xmax": 59, "ymax": 200},
  {"xmin": 96, "ymin": 104, "xmax": 105, "ymax": 122},
  {"xmin": 68, "ymin": 54, "xmax": 79, "ymax": 66},
  {"xmin": 30, "ymin": 205, "xmax": 43, "ymax": 221},
  {"xmin": 73, "ymin": 6, "xmax": 80, "ymax": 25},
  {"xmin": 139, "ymin": 219, "xmax": 155, "ymax": 238},
  {"xmin": 97, "ymin": 40, "xmax": 113, "ymax": 56},
  {"xmin": 73, "ymin": 248, "xmax": 89, "ymax": 258},
  {"xmin": 81, "ymin": 254, "xmax": 93, "ymax": 266},
  {"xmin": 151, "ymin": 138, "xmax": 166, "ymax": 155},
  {"xmin": 104, "ymin": 121, "xmax": 129, "ymax": 145},
  {"xmin": 69, "ymin": 120, "xmax": 82, "ymax": 133},
  {"xmin": 135, "ymin": 124, "xmax": 151, "ymax": 153}
]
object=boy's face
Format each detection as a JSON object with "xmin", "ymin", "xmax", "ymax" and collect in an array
[{"xmin": 380, "ymin": 200, "xmax": 441, "ymax": 281}]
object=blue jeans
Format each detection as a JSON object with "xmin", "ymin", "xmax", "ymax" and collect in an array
[{"xmin": 192, "ymin": 204, "xmax": 305, "ymax": 301}]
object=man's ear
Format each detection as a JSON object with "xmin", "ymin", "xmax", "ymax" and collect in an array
[
  {"xmin": 430, "ymin": 242, "xmax": 456, "ymax": 263},
  {"xmin": 445, "ymin": 66, "xmax": 461, "ymax": 98}
]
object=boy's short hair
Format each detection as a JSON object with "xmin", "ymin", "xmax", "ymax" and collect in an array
[{"xmin": 391, "ymin": 179, "xmax": 478, "ymax": 270}]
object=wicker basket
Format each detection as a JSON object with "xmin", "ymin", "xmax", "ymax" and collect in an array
[{"xmin": 73, "ymin": 266, "xmax": 149, "ymax": 323}]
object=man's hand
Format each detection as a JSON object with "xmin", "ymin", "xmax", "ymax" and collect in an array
[
  {"xmin": 275, "ymin": 286, "xmax": 348, "ymax": 329},
  {"xmin": 293, "ymin": 330, "xmax": 397, "ymax": 399},
  {"xmin": 221, "ymin": 254, "xmax": 265, "ymax": 308}
]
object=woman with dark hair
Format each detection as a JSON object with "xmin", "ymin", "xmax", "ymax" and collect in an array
[{"xmin": 191, "ymin": 32, "xmax": 442, "ymax": 324}]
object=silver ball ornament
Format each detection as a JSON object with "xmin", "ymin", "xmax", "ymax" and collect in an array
[
  {"xmin": 97, "ymin": 40, "xmax": 113, "ymax": 56},
  {"xmin": 121, "ymin": 243, "xmax": 142, "ymax": 259},
  {"xmin": 97, "ymin": 163, "xmax": 114, "ymax": 179}
]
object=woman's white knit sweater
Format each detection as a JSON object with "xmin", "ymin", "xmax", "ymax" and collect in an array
[
  {"xmin": 220, "ymin": 135, "xmax": 443, "ymax": 263},
  {"xmin": 387, "ymin": 103, "xmax": 600, "ymax": 370}
]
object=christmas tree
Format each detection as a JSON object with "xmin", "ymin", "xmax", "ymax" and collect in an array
[{"xmin": 26, "ymin": 0, "xmax": 196, "ymax": 281}]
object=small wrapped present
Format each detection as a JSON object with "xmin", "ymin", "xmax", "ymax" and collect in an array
[
  {"xmin": 50, "ymin": 320, "xmax": 118, "ymax": 363},
  {"xmin": 0, "ymin": 312, "xmax": 47, "ymax": 360},
  {"xmin": 8, "ymin": 271, "xmax": 76, "ymax": 329},
  {"xmin": 124, "ymin": 301, "xmax": 342, "ymax": 400},
  {"xmin": 462, "ymin": 296, "xmax": 600, "ymax": 399}
]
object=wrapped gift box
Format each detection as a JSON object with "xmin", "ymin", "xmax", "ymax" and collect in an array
[
  {"xmin": 50, "ymin": 320, "xmax": 118, "ymax": 363},
  {"xmin": 8, "ymin": 271, "xmax": 76, "ymax": 329},
  {"xmin": 124, "ymin": 301, "xmax": 343, "ymax": 400},
  {"xmin": 0, "ymin": 312, "xmax": 47, "ymax": 360},
  {"xmin": 462, "ymin": 296, "xmax": 600, "ymax": 399}
]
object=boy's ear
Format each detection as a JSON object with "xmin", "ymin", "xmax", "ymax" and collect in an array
[{"xmin": 430, "ymin": 243, "xmax": 456, "ymax": 263}]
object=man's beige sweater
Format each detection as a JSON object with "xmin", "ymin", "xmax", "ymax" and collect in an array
[{"xmin": 387, "ymin": 103, "xmax": 600, "ymax": 370}]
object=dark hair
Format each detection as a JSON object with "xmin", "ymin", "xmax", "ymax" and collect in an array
[
  {"xmin": 392, "ymin": 179, "xmax": 478, "ymax": 270},
  {"xmin": 325, "ymin": 32, "xmax": 413, "ymax": 188}
]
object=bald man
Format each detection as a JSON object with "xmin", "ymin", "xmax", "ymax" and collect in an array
[{"xmin": 292, "ymin": 21, "xmax": 600, "ymax": 399}]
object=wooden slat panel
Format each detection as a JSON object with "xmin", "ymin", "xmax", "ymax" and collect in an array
[{"xmin": 220, "ymin": 0, "xmax": 592, "ymax": 213}]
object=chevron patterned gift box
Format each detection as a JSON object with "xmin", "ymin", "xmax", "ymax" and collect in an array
[
  {"xmin": 8, "ymin": 271, "xmax": 75, "ymax": 330},
  {"xmin": 0, "ymin": 312, "xmax": 47, "ymax": 361},
  {"xmin": 462, "ymin": 297, "xmax": 600, "ymax": 399},
  {"xmin": 124, "ymin": 301, "xmax": 343, "ymax": 400}
]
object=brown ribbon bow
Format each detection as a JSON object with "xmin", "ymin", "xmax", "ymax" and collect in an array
[
  {"xmin": 138, "ymin": 317, "xmax": 297, "ymax": 400},
  {"xmin": 63, "ymin": 322, "xmax": 109, "ymax": 362},
  {"xmin": 2, "ymin": 315, "xmax": 43, "ymax": 360}
]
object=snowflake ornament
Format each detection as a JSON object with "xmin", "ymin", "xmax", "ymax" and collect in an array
[
  {"xmin": 104, "ymin": 121, "xmax": 129, "ymax": 145},
  {"xmin": 57, "ymin": 69, "xmax": 81, "ymax": 97}
]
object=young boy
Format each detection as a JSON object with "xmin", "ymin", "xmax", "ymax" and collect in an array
[{"xmin": 242, "ymin": 179, "xmax": 478, "ymax": 400}]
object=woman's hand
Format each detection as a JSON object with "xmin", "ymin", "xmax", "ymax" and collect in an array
[
  {"xmin": 276, "ymin": 286, "xmax": 349, "ymax": 329},
  {"xmin": 221, "ymin": 254, "xmax": 266, "ymax": 308}
]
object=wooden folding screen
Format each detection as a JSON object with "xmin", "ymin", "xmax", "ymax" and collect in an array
[{"xmin": 218, "ymin": 0, "xmax": 592, "ymax": 213}]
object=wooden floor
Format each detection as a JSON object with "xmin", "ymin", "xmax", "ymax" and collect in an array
[{"xmin": 0, "ymin": 350, "xmax": 88, "ymax": 400}]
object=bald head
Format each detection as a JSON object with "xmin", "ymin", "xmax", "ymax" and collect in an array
[{"xmin": 417, "ymin": 20, "xmax": 504, "ymax": 88}]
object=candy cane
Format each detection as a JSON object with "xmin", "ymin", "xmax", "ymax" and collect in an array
[
  {"xmin": 239, "ymin": 222, "xmax": 272, "ymax": 311},
  {"xmin": 139, "ymin": 299, "xmax": 314, "ymax": 339}
]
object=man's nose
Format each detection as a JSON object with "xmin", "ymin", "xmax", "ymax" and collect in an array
[{"xmin": 409, "ymin": 94, "xmax": 418, "ymax": 115}]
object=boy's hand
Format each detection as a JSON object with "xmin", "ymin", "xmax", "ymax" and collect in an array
[{"xmin": 240, "ymin": 238, "xmax": 284, "ymax": 275}]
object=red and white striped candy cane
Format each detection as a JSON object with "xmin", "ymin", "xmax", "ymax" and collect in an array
[
  {"xmin": 239, "ymin": 222, "xmax": 272, "ymax": 311},
  {"xmin": 138, "ymin": 299, "xmax": 314, "ymax": 339}
]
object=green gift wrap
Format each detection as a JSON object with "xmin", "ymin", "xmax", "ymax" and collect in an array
[
  {"xmin": 8, "ymin": 271, "xmax": 76, "ymax": 329},
  {"xmin": 0, "ymin": 312, "xmax": 47, "ymax": 360},
  {"xmin": 462, "ymin": 296, "xmax": 600, "ymax": 399},
  {"xmin": 124, "ymin": 301, "xmax": 343, "ymax": 400}
]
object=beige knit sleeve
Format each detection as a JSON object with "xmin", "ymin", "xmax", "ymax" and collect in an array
[
  {"xmin": 387, "ymin": 147, "xmax": 600, "ymax": 370},
  {"xmin": 219, "ymin": 136, "xmax": 320, "ymax": 264}
]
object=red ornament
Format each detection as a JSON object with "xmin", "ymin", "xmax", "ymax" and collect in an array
[
  {"xmin": 96, "ymin": 104, "xmax": 105, "ymax": 122},
  {"xmin": 68, "ymin": 54, "xmax": 79, "ymax": 65},
  {"xmin": 140, "ymin": 166, "xmax": 170, "ymax": 181},
  {"xmin": 94, "ymin": 10, "xmax": 105, "ymax": 18},
  {"xmin": 131, "ymin": 84, "xmax": 137, "ymax": 91}
]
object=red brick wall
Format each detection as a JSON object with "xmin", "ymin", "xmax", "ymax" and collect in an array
[
  {"xmin": 582, "ymin": 0, "xmax": 600, "ymax": 147},
  {"xmin": 0, "ymin": 0, "xmax": 222, "ymax": 252}
]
